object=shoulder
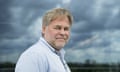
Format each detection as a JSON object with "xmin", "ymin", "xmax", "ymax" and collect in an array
[
  {"xmin": 21, "ymin": 41, "xmax": 47, "ymax": 59},
  {"xmin": 15, "ymin": 42, "xmax": 49, "ymax": 72},
  {"xmin": 17, "ymin": 40, "xmax": 50, "ymax": 63}
]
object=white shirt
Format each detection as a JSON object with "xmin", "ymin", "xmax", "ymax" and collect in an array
[{"xmin": 15, "ymin": 37, "xmax": 71, "ymax": 72}]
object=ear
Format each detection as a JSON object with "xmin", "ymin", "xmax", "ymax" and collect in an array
[{"xmin": 42, "ymin": 26, "xmax": 46, "ymax": 35}]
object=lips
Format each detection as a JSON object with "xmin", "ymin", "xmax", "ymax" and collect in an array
[
  {"xmin": 56, "ymin": 38, "xmax": 64, "ymax": 39},
  {"xmin": 56, "ymin": 38, "xmax": 65, "ymax": 41},
  {"xmin": 56, "ymin": 36, "xmax": 68, "ymax": 41}
]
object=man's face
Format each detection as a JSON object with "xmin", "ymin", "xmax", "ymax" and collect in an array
[{"xmin": 42, "ymin": 17, "xmax": 71, "ymax": 51}]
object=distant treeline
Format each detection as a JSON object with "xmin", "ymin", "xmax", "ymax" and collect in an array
[
  {"xmin": 0, "ymin": 62, "xmax": 15, "ymax": 68},
  {"xmin": 68, "ymin": 59, "xmax": 120, "ymax": 72},
  {"xmin": 68, "ymin": 62, "xmax": 120, "ymax": 72},
  {"xmin": 0, "ymin": 59, "xmax": 120, "ymax": 72}
]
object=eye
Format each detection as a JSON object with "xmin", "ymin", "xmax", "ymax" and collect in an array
[
  {"xmin": 64, "ymin": 27, "xmax": 69, "ymax": 31},
  {"xmin": 54, "ymin": 26, "xmax": 61, "ymax": 30}
]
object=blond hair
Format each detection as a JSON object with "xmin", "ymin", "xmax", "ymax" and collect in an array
[{"xmin": 42, "ymin": 8, "xmax": 73, "ymax": 27}]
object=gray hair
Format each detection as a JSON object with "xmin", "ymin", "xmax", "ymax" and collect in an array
[{"xmin": 42, "ymin": 8, "xmax": 73, "ymax": 27}]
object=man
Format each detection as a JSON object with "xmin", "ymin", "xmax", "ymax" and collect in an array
[{"xmin": 15, "ymin": 8, "xmax": 73, "ymax": 72}]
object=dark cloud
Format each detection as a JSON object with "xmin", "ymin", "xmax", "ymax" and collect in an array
[
  {"xmin": 0, "ymin": 0, "xmax": 12, "ymax": 36},
  {"xmin": 0, "ymin": 24, "xmax": 26, "ymax": 39},
  {"xmin": 0, "ymin": 0, "xmax": 11, "ymax": 23},
  {"xmin": 70, "ymin": 0, "xmax": 120, "ymax": 34},
  {"xmin": 0, "ymin": 0, "xmax": 62, "ymax": 37},
  {"xmin": 69, "ymin": 0, "xmax": 95, "ymax": 22},
  {"xmin": 12, "ymin": 0, "xmax": 61, "ymax": 9},
  {"xmin": 0, "ymin": 0, "xmax": 63, "ymax": 63},
  {"xmin": 0, "ymin": 24, "xmax": 13, "ymax": 34}
]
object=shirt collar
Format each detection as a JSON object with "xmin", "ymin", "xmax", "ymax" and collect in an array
[{"xmin": 40, "ymin": 37, "xmax": 65, "ymax": 56}]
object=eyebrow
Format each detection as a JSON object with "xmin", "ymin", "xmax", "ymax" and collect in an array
[{"xmin": 55, "ymin": 24, "xmax": 70, "ymax": 27}]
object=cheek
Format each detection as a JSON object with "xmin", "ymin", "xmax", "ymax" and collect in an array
[
  {"xmin": 66, "ymin": 32, "xmax": 70, "ymax": 36},
  {"xmin": 47, "ymin": 30, "xmax": 56, "ymax": 38}
]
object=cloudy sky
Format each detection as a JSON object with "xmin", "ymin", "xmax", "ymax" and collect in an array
[{"xmin": 0, "ymin": 0, "xmax": 120, "ymax": 63}]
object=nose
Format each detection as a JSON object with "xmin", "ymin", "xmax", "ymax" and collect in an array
[{"xmin": 60, "ymin": 29, "xmax": 66, "ymax": 35}]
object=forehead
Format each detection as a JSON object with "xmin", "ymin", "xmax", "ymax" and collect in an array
[
  {"xmin": 50, "ymin": 18, "xmax": 70, "ymax": 27},
  {"xmin": 51, "ymin": 16, "xmax": 70, "ymax": 25}
]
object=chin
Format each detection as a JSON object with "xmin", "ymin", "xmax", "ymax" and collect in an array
[
  {"xmin": 55, "ymin": 46, "xmax": 64, "ymax": 51},
  {"xmin": 56, "ymin": 44, "xmax": 65, "ymax": 49}
]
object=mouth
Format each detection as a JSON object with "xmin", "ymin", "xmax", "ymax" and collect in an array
[{"xmin": 56, "ymin": 38, "xmax": 65, "ymax": 41}]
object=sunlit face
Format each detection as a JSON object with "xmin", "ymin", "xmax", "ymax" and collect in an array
[{"xmin": 42, "ymin": 17, "xmax": 71, "ymax": 51}]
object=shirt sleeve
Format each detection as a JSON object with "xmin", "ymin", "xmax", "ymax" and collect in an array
[{"xmin": 15, "ymin": 51, "xmax": 48, "ymax": 72}]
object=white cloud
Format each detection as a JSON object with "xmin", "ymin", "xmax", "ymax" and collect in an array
[
  {"xmin": 62, "ymin": 0, "xmax": 71, "ymax": 4},
  {"xmin": 28, "ymin": 17, "xmax": 42, "ymax": 36},
  {"xmin": 90, "ymin": 0, "xmax": 105, "ymax": 19}
]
